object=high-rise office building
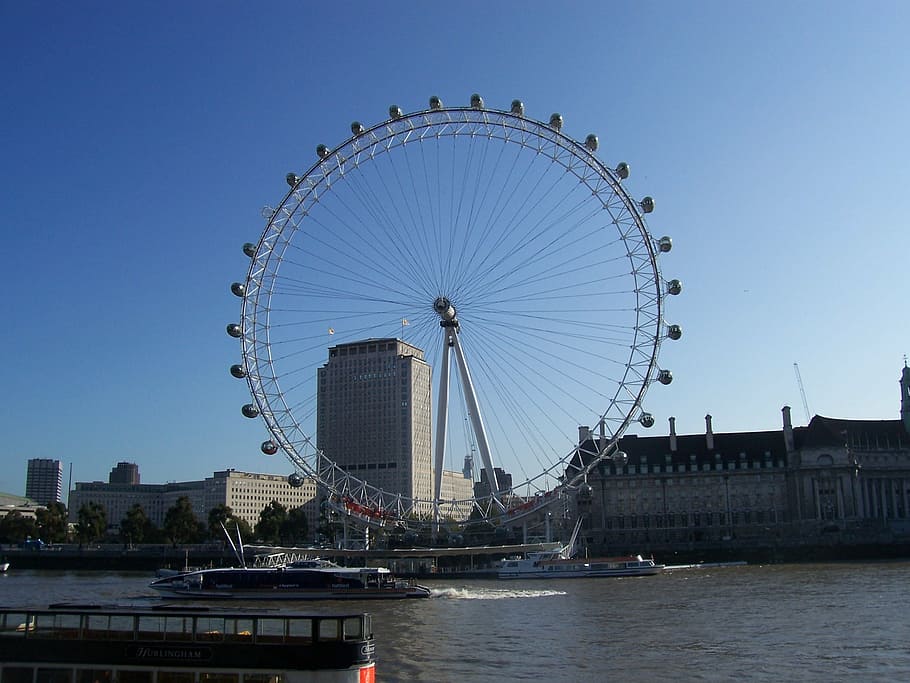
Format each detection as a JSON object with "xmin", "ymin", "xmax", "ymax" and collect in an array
[
  {"xmin": 317, "ymin": 339, "xmax": 434, "ymax": 508},
  {"xmin": 25, "ymin": 458, "xmax": 63, "ymax": 506},
  {"xmin": 109, "ymin": 462, "xmax": 140, "ymax": 485}
]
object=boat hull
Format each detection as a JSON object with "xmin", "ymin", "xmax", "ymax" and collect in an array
[
  {"xmin": 499, "ymin": 566, "xmax": 664, "ymax": 579},
  {"xmin": 151, "ymin": 586, "xmax": 431, "ymax": 600},
  {"xmin": 149, "ymin": 565, "xmax": 431, "ymax": 600}
]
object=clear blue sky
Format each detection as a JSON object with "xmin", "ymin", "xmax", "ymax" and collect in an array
[{"xmin": 2, "ymin": 1, "xmax": 908, "ymax": 498}]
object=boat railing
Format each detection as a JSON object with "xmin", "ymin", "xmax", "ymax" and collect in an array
[
  {"xmin": 0, "ymin": 606, "xmax": 372, "ymax": 646},
  {"xmin": 251, "ymin": 551, "xmax": 317, "ymax": 567}
]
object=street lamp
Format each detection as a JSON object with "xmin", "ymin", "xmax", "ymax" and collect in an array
[{"xmin": 597, "ymin": 459, "xmax": 608, "ymax": 547}]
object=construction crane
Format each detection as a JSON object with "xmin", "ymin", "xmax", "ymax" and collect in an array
[{"xmin": 793, "ymin": 362, "xmax": 811, "ymax": 424}]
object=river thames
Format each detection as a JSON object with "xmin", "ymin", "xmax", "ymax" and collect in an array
[{"xmin": 2, "ymin": 561, "xmax": 909, "ymax": 681}]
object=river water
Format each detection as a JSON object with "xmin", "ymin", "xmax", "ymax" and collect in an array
[{"xmin": 2, "ymin": 562, "xmax": 909, "ymax": 682}]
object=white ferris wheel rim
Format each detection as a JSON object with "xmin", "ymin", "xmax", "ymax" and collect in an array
[{"xmin": 231, "ymin": 99, "xmax": 673, "ymax": 530}]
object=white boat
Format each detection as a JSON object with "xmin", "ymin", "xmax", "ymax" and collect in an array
[
  {"xmin": 0, "ymin": 562, "xmax": 8, "ymax": 573},
  {"xmin": 499, "ymin": 552, "xmax": 664, "ymax": 579},
  {"xmin": 149, "ymin": 558, "xmax": 431, "ymax": 599},
  {"xmin": 498, "ymin": 518, "xmax": 664, "ymax": 579}
]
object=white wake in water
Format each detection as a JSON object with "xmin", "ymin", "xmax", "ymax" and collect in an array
[{"xmin": 430, "ymin": 586, "xmax": 566, "ymax": 600}]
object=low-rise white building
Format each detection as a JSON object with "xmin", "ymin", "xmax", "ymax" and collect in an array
[{"xmin": 68, "ymin": 469, "xmax": 319, "ymax": 535}]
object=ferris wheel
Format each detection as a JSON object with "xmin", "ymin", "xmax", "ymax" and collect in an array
[{"xmin": 226, "ymin": 94, "xmax": 681, "ymax": 534}]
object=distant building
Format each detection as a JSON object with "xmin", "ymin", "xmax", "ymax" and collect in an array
[
  {"xmin": 109, "ymin": 462, "xmax": 140, "ymax": 485},
  {"xmin": 474, "ymin": 467, "xmax": 512, "ymax": 500},
  {"xmin": 0, "ymin": 492, "xmax": 42, "ymax": 520},
  {"xmin": 439, "ymin": 470, "xmax": 476, "ymax": 519},
  {"xmin": 204, "ymin": 469, "xmax": 319, "ymax": 534},
  {"xmin": 567, "ymin": 363, "xmax": 910, "ymax": 554},
  {"xmin": 25, "ymin": 458, "xmax": 63, "ymax": 506},
  {"xmin": 317, "ymin": 339, "xmax": 434, "ymax": 511},
  {"xmin": 67, "ymin": 468, "xmax": 319, "ymax": 535},
  {"xmin": 68, "ymin": 479, "xmax": 205, "ymax": 530}
]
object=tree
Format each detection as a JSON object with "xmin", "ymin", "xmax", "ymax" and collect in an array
[
  {"xmin": 163, "ymin": 496, "xmax": 202, "ymax": 545},
  {"xmin": 76, "ymin": 502, "xmax": 107, "ymax": 544},
  {"xmin": 120, "ymin": 503, "xmax": 151, "ymax": 544},
  {"xmin": 255, "ymin": 500, "xmax": 287, "ymax": 545},
  {"xmin": 317, "ymin": 498, "xmax": 340, "ymax": 546},
  {"xmin": 0, "ymin": 511, "xmax": 39, "ymax": 543},
  {"xmin": 207, "ymin": 504, "xmax": 251, "ymax": 542},
  {"xmin": 279, "ymin": 506, "xmax": 310, "ymax": 546},
  {"xmin": 36, "ymin": 502, "xmax": 69, "ymax": 543}
]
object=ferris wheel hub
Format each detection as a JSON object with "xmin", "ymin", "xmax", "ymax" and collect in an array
[{"xmin": 433, "ymin": 296, "xmax": 457, "ymax": 322}]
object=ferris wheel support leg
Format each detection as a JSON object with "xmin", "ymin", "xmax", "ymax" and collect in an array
[
  {"xmin": 433, "ymin": 332, "xmax": 452, "ymax": 522},
  {"xmin": 450, "ymin": 331, "xmax": 503, "ymax": 509}
]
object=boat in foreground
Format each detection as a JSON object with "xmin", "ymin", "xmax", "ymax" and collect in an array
[
  {"xmin": 0, "ymin": 603, "xmax": 375, "ymax": 683},
  {"xmin": 498, "ymin": 518, "xmax": 664, "ymax": 579},
  {"xmin": 150, "ymin": 558, "xmax": 431, "ymax": 600}
]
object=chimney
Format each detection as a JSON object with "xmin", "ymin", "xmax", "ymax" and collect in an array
[
  {"xmin": 578, "ymin": 425, "xmax": 591, "ymax": 446},
  {"xmin": 669, "ymin": 416, "xmax": 678, "ymax": 452},
  {"xmin": 782, "ymin": 406, "xmax": 795, "ymax": 453},
  {"xmin": 901, "ymin": 362, "xmax": 910, "ymax": 434},
  {"xmin": 705, "ymin": 414, "xmax": 714, "ymax": 450}
]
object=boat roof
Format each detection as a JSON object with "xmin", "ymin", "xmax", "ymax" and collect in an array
[{"xmin": 2, "ymin": 603, "xmax": 371, "ymax": 620}]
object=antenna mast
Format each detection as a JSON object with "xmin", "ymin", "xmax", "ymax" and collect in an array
[{"xmin": 793, "ymin": 362, "xmax": 811, "ymax": 424}]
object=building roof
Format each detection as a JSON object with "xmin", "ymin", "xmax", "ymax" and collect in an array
[
  {"xmin": 0, "ymin": 492, "xmax": 36, "ymax": 507},
  {"xmin": 616, "ymin": 430, "xmax": 786, "ymax": 465},
  {"xmin": 798, "ymin": 415, "xmax": 910, "ymax": 450}
]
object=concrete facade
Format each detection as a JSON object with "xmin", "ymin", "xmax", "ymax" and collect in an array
[
  {"xmin": 68, "ymin": 469, "xmax": 319, "ymax": 535},
  {"xmin": 317, "ymin": 339, "xmax": 434, "ymax": 509}
]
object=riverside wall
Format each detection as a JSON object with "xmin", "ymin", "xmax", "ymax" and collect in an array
[{"xmin": 4, "ymin": 541, "xmax": 910, "ymax": 574}]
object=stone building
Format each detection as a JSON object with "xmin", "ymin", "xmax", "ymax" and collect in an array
[
  {"xmin": 572, "ymin": 363, "xmax": 910, "ymax": 556},
  {"xmin": 68, "ymin": 469, "xmax": 319, "ymax": 535}
]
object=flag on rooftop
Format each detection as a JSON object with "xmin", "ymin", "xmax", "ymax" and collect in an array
[{"xmin": 401, "ymin": 319, "xmax": 409, "ymax": 326}]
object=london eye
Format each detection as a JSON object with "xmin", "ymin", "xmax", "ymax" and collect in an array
[{"xmin": 226, "ymin": 94, "xmax": 681, "ymax": 537}]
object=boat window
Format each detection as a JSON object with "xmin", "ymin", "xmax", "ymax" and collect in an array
[
  {"xmin": 243, "ymin": 675, "xmax": 282, "ymax": 683},
  {"xmin": 165, "ymin": 616, "xmax": 194, "ymax": 641},
  {"xmin": 108, "ymin": 616, "xmax": 134, "ymax": 641},
  {"xmin": 227, "ymin": 619, "xmax": 254, "ymax": 642},
  {"xmin": 158, "ymin": 673, "xmax": 194, "ymax": 683},
  {"xmin": 200, "ymin": 674, "xmax": 239, "ymax": 683},
  {"xmin": 83, "ymin": 615, "xmax": 132, "ymax": 641},
  {"xmin": 256, "ymin": 618, "xmax": 287, "ymax": 643},
  {"xmin": 343, "ymin": 617, "xmax": 363, "ymax": 640},
  {"xmin": 76, "ymin": 668, "xmax": 112, "ymax": 683},
  {"xmin": 1, "ymin": 667, "xmax": 33, "ymax": 683},
  {"xmin": 136, "ymin": 615, "xmax": 167, "ymax": 641},
  {"xmin": 286, "ymin": 618, "xmax": 312, "ymax": 642},
  {"xmin": 48, "ymin": 613, "xmax": 81, "ymax": 638},
  {"xmin": 36, "ymin": 668, "xmax": 73, "ymax": 683},
  {"xmin": 316, "ymin": 618, "xmax": 340, "ymax": 641},
  {"xmin": 196, "ymin": 617, "xmax": 227, "ymax": 642},
  {"xmin": 2, "ymin": 612, "xmax": 31, "ymax": 634},
  {"xmin": 118, "ymin": 672, "xmax": 153, "ymax": 683}
]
